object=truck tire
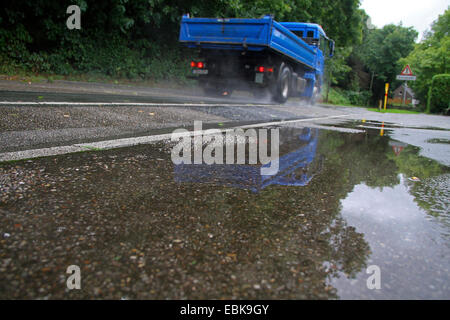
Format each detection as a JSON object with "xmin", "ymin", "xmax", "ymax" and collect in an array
[{"xmin": 273, "ymin": 63, "xmax": 291, "ymax": 103}]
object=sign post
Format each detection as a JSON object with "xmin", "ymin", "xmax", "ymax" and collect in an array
[
  {"xmin": 402, "ymin": 82, "xmax": 408, "ymax": 105},
  {"xmin": 396, "ymin": 65, "xmax": 416, "ymax": 105}
]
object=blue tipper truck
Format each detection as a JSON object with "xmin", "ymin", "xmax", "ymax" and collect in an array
[{"xmin": 179, "ymin": 14, "xmax": 334, "ymax": 103}]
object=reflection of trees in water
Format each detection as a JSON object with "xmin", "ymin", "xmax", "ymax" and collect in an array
[
  {"xmin": 411, "ymin": 174, "xmax": 450, "ymax": 215},
  {"xmin": 409, "ymin": 174, "xmax": 450, "ymax": 243},
  {"xmin": 386, "ymin": 144, "xmax": 449, "ymax": 219},
  {"xmin": 318, "ymin": 130, "xmax": 400, "ymax": 190}
]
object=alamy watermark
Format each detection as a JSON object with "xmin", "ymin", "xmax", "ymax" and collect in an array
[
  {"xmin": 171, "ymin": 121, "xmax": 280, "ymax": 175},
  {"xmin": 366, "ymin": 265, "xmax": 381, "ymax": 290},
  {"xmin": 66, "ymin": 5, "xmax": 81, "ymax": 30},
  {"xmin": 66, "ymin": 265, "xmax": 81, "ymax": 290}
]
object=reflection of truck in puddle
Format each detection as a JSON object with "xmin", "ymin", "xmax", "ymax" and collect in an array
[{"xmin": 174, "ymin": 128, "xmax": 322, "ymax": 192}]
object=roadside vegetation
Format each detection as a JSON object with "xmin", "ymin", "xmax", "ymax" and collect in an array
[{"xmin": 0, "ymin": 1, "xmax": 448, "ymax": 113}]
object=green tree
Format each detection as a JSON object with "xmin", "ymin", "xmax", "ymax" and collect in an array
[
  {"xmin": 400, "ymin": 7, "xmax": 449, "ymax": 107},
  {"xmin": 355, "ymin": 24, "xmax": 418, "ymax": 101}
]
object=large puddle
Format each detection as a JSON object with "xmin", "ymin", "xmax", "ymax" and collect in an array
[{"xmin": 0, "ymin": 122, "xmax": 449, "ymax": 299}]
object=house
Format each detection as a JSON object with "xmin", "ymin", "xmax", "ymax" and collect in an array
[{"xmin": 390, "ymin": 85, "xmax": 415, "ymax": 105}]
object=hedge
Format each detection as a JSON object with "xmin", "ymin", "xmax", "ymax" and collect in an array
[{"xmin": 427, "ymin": 74, "xmax": 450, "ymax": 114}]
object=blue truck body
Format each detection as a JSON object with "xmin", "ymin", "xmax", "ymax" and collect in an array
[{"xmin": 179, "ymin": 15, "xmax": 334, "ymax": 103}]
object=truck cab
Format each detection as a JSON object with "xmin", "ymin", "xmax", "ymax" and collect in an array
[{"xmin": 280, "ymin": 22, "xmax": 334, "ymax": 76}]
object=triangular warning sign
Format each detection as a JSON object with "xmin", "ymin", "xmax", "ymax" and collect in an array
[{"xmin": 401, "ymin": 65, "xmax": 413, "ymax": 76}]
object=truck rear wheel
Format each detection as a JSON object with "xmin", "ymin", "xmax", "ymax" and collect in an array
[{"xmin": 272, "ymin": 63, "xmax": 291, "ymax": 103}]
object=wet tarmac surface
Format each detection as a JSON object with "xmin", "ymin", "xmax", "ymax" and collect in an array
[{"xmin": 1, "ymin": 121, "xmax": 449, "ymax": 299}]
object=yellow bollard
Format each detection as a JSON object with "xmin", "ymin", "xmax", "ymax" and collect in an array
[{"xmin": 384, "ymin": 83, "xmax": 389, "ymax": 111}]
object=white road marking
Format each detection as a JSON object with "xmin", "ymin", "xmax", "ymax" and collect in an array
[
  {"xmin": 0, "ymin": 114, "xmax": 350, "ymax": 162},
  {"xmin": 238, "ymin": 115, "xmax": 349, "ymax": 129},
  {"xmin": 0, "ymin": 101, "xmax": 272, "ymax": 107}
]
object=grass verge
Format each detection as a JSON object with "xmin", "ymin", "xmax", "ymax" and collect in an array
[{"xmin": 366, "ymin": 108, "xmax": 421, "ymax": 114}]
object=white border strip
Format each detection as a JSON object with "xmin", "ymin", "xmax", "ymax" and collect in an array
[{"xmin": 0, "ymin": 114, "xmax": 349, "ymax": 162}]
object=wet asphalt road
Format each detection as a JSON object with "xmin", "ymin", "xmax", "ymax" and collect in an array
[{"xmin": 0, "ymin": 80, "xmax": 449, "ymax": 299}]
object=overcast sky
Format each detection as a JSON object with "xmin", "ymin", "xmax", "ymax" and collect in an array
[{"xmin": 360, "ymin": 0, "xmax": 449, "ymax": 41}]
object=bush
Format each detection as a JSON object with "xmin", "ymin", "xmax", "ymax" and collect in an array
[
  {"xmin": 427, "ymin": 74, "xmax": 450, "ymax": 114},
  {"xmin": 0, "ymin": 28, "xmax": 192, "ymax": 82},
  {"xmin": 0, "ymin": 25, "xmax": 32, "ymax": 64},
  {"xmin": 346, "ymin": 90, "xmax": 372, "ymax": 106},
  {"xmin": 326, "ymin": 87, "xmax": 350, "ymax": 105},
  {"xmin": 325, "ymin": 87, "xmax": 371, "ymax": 107}
]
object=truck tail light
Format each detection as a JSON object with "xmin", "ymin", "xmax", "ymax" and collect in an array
[
  {"xmin": 190, "ymin": 61, "xmax": 205, "ymax": 68},
  {"xmin": 257, "ymin": 66, "xmax": 273, "ymax": 73}
]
